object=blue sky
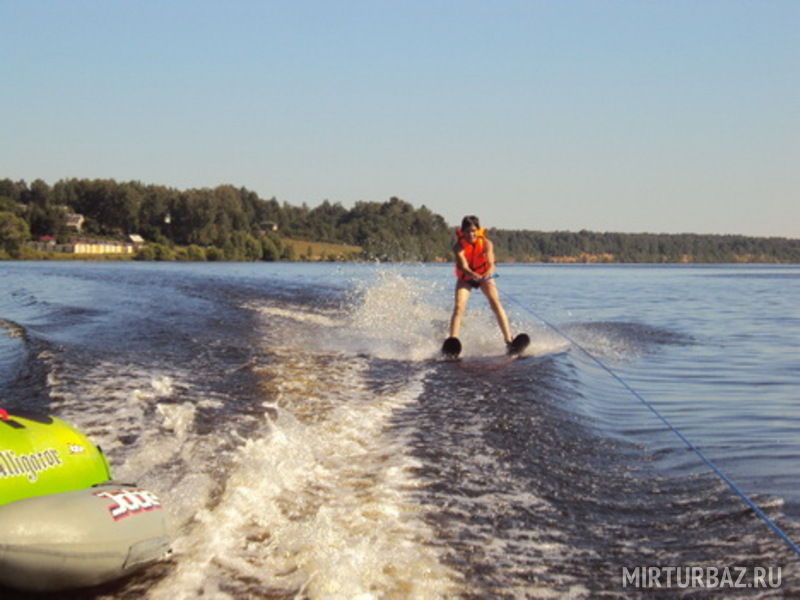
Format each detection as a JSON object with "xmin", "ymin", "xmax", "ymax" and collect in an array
[{"xmin": 2, "ymin": 1, "xmax": 798, "ymax": 237}]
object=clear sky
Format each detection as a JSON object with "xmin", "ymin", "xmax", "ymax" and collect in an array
[{"xmin": 1, "ymin": 1, "xmax": 798, "ymax": 237}]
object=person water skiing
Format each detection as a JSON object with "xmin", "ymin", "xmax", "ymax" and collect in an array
[{"xmin": 443, "ymin": 215, "xmax": 527, "ymax": 357}]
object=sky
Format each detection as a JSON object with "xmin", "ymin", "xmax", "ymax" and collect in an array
[{"xmin": 1, "ymin": 0, "xmax": 798, "ymax": 237}]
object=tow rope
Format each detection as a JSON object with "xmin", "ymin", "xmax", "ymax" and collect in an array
[{"xmin": 501, "ymin": 290, "xmax": 800, "ymax": 557}]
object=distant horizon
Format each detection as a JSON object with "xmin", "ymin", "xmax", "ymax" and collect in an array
[
  {"xmin": 5, "ymin": 174, "xmax": 797, "ymax": 241},
  {"xmin": 2, "ymin": 2, "xmax": 797, "ymax": 238}
]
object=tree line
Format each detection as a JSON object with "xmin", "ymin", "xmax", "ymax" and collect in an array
[
  {"xmin": 0, "ymin": 178, "xmax": 452, "ymax": 261},
  {"xmin": 1, "ymin": 177, "xmax": 797, "ymax": 263},
  {"xmin": 490, "ymin": 229, "xmax": 800, "ymax": 263}
]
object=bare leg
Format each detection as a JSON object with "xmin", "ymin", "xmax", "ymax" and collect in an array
[
  {"xmin": 449, "ymin": 281, "xmax": 472, "ymax": 338},
  {"xmin": 480, "ymin": 279, "xmax": 513, "ymax": 344}
]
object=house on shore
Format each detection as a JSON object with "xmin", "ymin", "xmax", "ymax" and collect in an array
[
  {"xmin": 65, "ymin": 213, "xmax": 85, "ymax": 231},
  {"xmin": 29, "ymin": 234, "xmax": 147, "ymax": 255}
]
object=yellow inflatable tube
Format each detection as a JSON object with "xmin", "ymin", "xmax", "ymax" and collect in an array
[
  {"xmin": 0, "ymin": 408, "xmax": 112, "ymax": 506},
  {"xmin": 0, "ymin": 408, "xmax": 170, "ymax": 592}
]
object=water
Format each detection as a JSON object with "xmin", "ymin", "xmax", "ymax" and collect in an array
[{"xmin": 0, "ymin": 261, "xmax": 798, "ymax": 598}]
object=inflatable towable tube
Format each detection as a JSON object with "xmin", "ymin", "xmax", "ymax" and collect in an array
[{"xmin": 0, "ymin": 408, "xmax": 171, "ymax": 592}]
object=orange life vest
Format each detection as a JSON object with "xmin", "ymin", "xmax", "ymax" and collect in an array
[{"xmin": 455, "ymin": 227, "xmax": 490, "ymax": 281}]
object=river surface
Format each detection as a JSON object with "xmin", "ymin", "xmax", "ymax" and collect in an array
[{"xmin": 0, "ymin": 261, "xmax": 798, "ymax": 598}]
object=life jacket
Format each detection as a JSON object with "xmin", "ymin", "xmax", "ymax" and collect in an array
[{"xmin": 454, "ymin": 227, "xmax": 490, "ymax": 281}]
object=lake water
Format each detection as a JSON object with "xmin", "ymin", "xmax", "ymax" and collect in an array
[{"xmin": 0, "ymin": 261, "xmax": 798, "ymax": 598}]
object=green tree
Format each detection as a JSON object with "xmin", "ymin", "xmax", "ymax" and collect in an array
[
  {"xmin": 0, "ymin": 179, "xmax": 27, "ymax": 203},
  {"xmin": 20, "ymin": 179, "xmax": 68, "ymax": 238},
  {"xmin": 205, "ymin": 246, "xmax": 225, "ymax": 261},
  {"xmin": 0, "ymin": 197, "xmax": 19, "ymax": 214},
  {"xmin": 261, "ymin": 236, "xmax": 280, "ymax": 261},
  {"xmin": 281, "ymin": 243, "xmax": 296, "ymax": 261},
  {"xmin": 134, "ymin": 246, "xmax": 156, "ymax": 261},
  {"xmin": 0, "ymin": 211, "xmax": 30, "ymax": 257},
  {"xmin": 184, "ymin": 245, "xmax": 207, "ymax": 261}
]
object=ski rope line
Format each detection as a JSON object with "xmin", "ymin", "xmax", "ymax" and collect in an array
[{"xmin": 501, "ymin": 291, "xmax": 800, "ymax": 557}]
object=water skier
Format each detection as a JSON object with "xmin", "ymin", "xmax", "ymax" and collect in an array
[{"xmin": 443, "ymin": 215, "xmax": 527, "ymax": 357}]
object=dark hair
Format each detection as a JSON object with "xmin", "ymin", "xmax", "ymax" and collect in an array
[{"xmin": 461, "ymin": 215, "xmax": 480, "ymax": 230}]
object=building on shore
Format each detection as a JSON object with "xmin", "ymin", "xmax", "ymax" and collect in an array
[
  {"xmin": 30, "ymin": 237, "xmax": 145, "ymax": 255},
  {"xmin": 65, "ymin": 213, "xmax": 85, "ymax": 231}
]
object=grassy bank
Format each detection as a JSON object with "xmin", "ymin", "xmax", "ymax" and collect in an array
[{"xmin": 281, "ymin": 238, "xmax": 362, "ymax": 261}]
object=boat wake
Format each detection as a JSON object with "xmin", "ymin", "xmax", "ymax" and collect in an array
[{"xmin": 2, "ymin": 266, "xmax": 799, "ymax": 598}]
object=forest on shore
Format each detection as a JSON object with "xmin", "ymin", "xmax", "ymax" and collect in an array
[{"xmin": 1, "ymin": 178, "xmax": 798, "ymax": 263}]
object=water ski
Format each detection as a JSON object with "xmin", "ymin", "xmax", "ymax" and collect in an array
[
  {"xmin": 441, "ymin": 337, "xmax": 462, "ymax": 359},
  {"xmin": 507, "ymin": 333, "xmax": 530, "ymax": 356}
]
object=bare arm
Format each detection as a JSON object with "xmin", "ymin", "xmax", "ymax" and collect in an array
[{"xmin": 484, "ymin": 239, "xmax": 497, "ymax": 277}]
